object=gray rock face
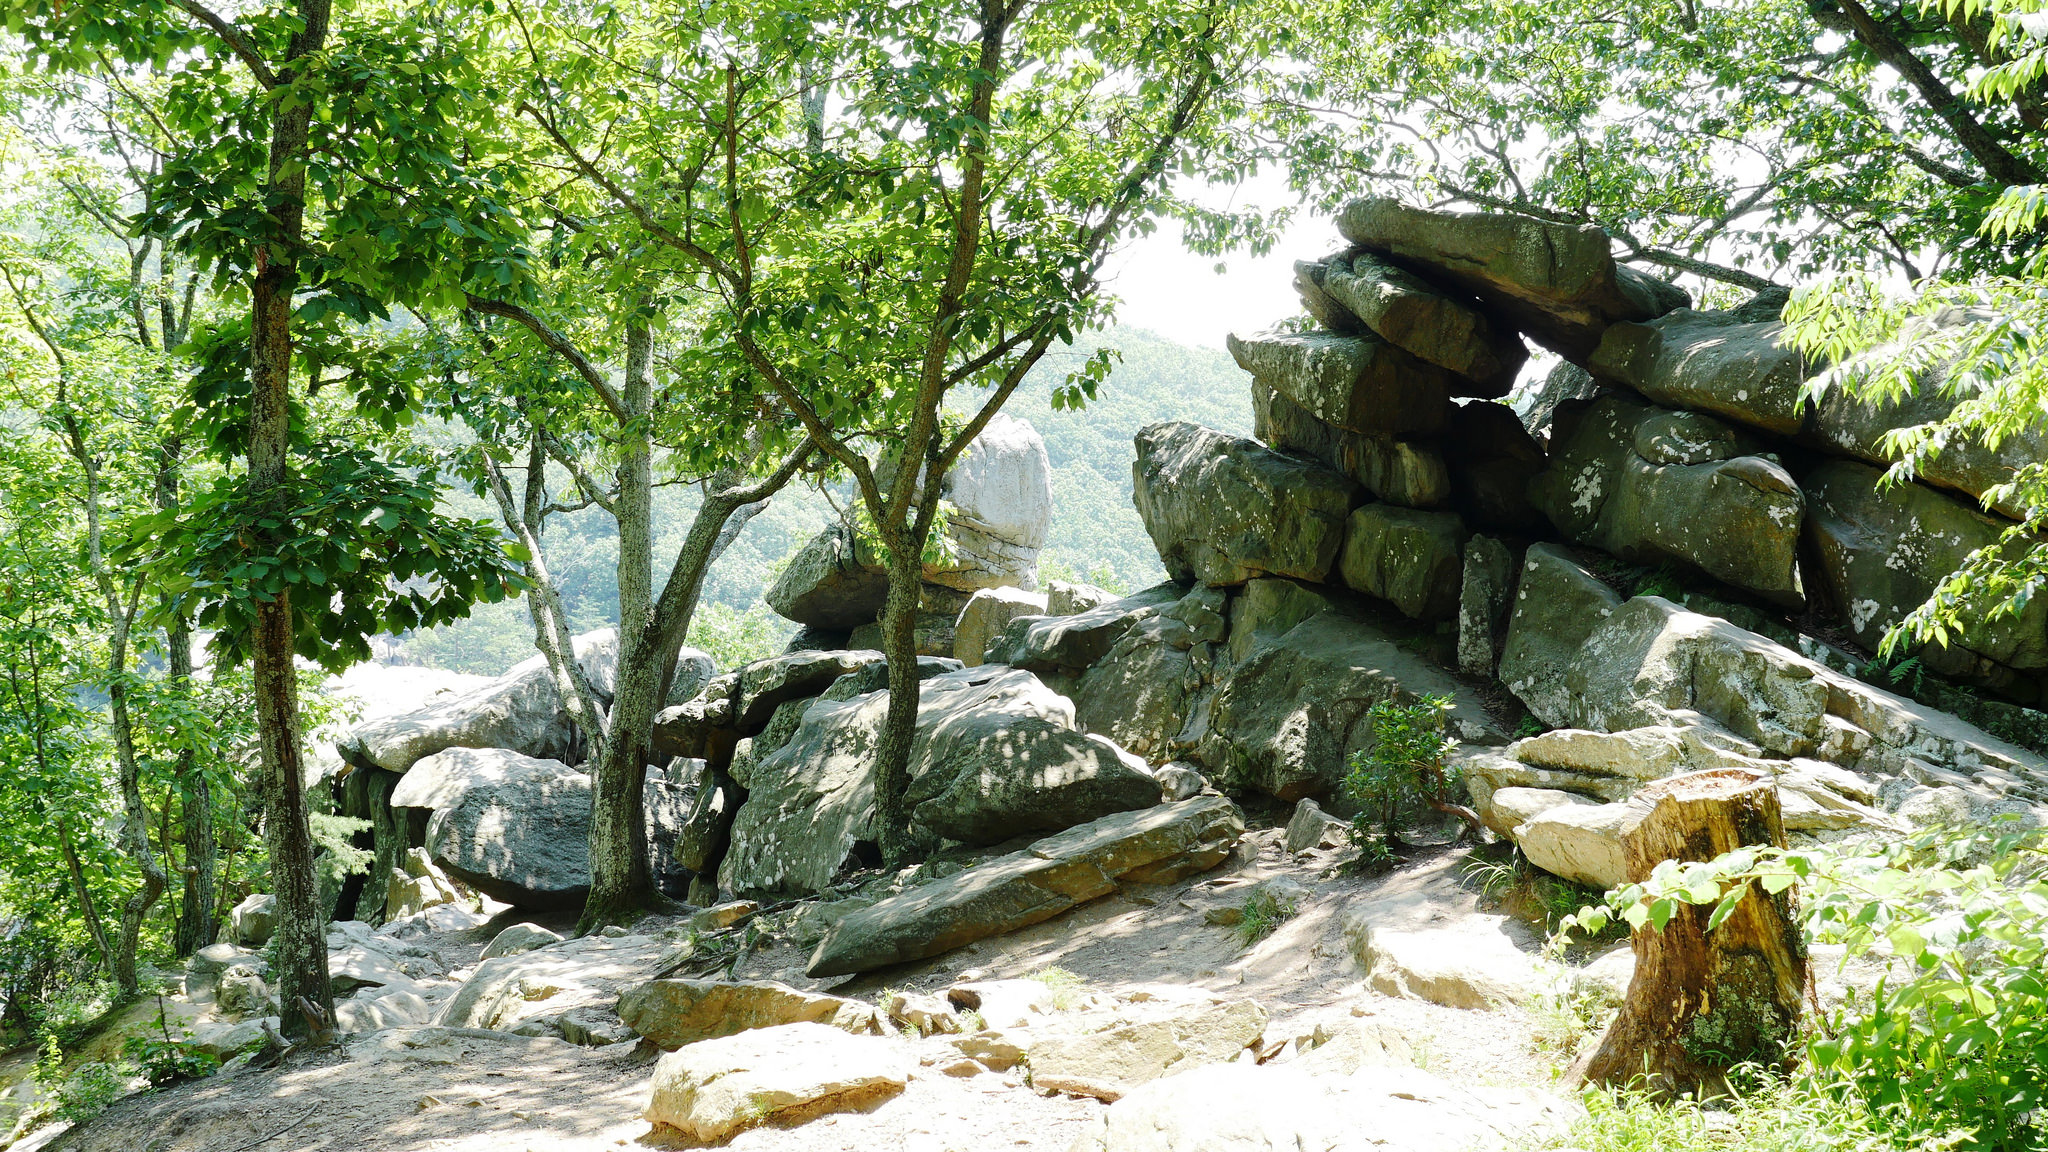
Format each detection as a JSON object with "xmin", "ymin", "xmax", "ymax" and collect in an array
[
  {"xmin": 480, "ymin": 922, "xmax": 562, "ymax": 960},
  {"xmin": 229, "ymin": 894, "xmax": 275, "ymax": 947},
  {"xmin": 1047, "ymin": 581, "xmax": 1115, "ymax": 616},
  {"xmin": 1531, "ymin": 395, "xmax": 1804, "ymax": 608},
  {"xmin": 643, "ymin": 1022, "xmax": 912, "ymax": 1143},
  {"xmin": 1336, "ymin": 504, "xmax": 1470, "ymax": 621},
  {"xmin": 1133, "ymin": 421, "xmax": 1361, "ymax": 587},
  {"xmin": 720, "ymin": 667, "xmax": 1159, "ymax": 897},
  {"xmin": 1071, "ymin": 586, "xmax": 1230, "ymax": 762},
  {"xmin": 1320, "ymin": 251, "xmax": 1527, "ymax": 395},
  {"xmin": 953, "ymin": 587, "xmax": 1049, "ymax": 667},
  {"xmin": 1805, "ymin": 459, "xmax": 2048, "ymax": 674},
  {"xmin": 1226, "ymin": 329, "xmax": 1452, "ymax": 437},
  {"xmin": 1457, "ymin": 535, "xmax": 1516, "ymax": 677},
  {"xmin": 764, "ymin": 523, "xmax": 891, "ymax": 630},
  {"xmin": 1497, "ymin": 544, "xmax": 1624, "ymax": 724},
  {"xmin": 1224, "ymin": 578, "xmax": 1340, "ymax": 664},
  {"xmin": 1293, "ymin": 257, "xmax": 1367, "ymax": 335},
  {"xmin": 1250, "ymin": 376, "xmax": 1450, "ymax": 509},
  {"xmin": 807, "ymin": 795, "xmax": 1244, "ymax": 977},
  {"xmin": 1589, "ymin": 311, "xmax": 1808, "ymax": 435},
  {"xmin": 416, "ymin": 749, "xmax": 685, "ymax": 909},
  {"xmin": 1026, "ymin": 996, "xmax": 1270, "ymax": 1101},
  {"xmin": 1522, "ymin": 359, "xmax": 1601, "ymax": 445},
  {"xmin": 988, "ymin": 583, "xmax": 1185, "ymax": 674},
  {"xmin": 1198, "ymin": 609, "xmax": 1498, "ymax": 801},
  {"xmin": 928, "ymin": 413, "xmax": 1054, "ymax": 592},
  {"xmin": 1337, "ymin": 196, "xmax": 1688, "ymax": 360},
  {"xmin": 338, "ymin": 629, "xmax": 618, "ymax": 773}
]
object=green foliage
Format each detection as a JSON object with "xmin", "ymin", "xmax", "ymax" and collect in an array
[
  {"xmin": 121, "ymin": 1006, "xmax": 218, "ymax": 1087},
  {"xmin": 1541, "ymin": 1076, "xmax": 1919, "ymax": 1152},
  {"xmin": 686, "ymin": 601, "xmax": 794, "ymax": 673},
  {"xmin": 1558, "ymin": 820, "xmax": 2048, "ymax": 1150},
  {"xmin": 31, "ymin": 1034, "xmax": 124, "ymax": 1128},
  {"xmin": 1026, "ymin": 966, "xmax": 1087, "ymax": 1011},
  {"xmin": 1342, "ymin": 695, "xmax": 1461, "ymax": 857},
  {"xmin": 1234, "ymin": 887, "xmax": 1298, "ymax": 947}
]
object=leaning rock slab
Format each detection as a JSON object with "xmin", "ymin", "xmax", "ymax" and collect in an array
[
  {"xmin": 1338, "ymin": 196, "xmax": 1687, "ymax": 360},
  {"xmin": 954, "ymin": 586, "xmax": 1049, "ymax": 667},
  {"xmin": 765, "ymin": 522, "xmax": 891, "ymax": 630},
  {"xmin": 991, "ymin": 582, "xmax": 1184, "ymax": 674},
  {"xmin": 1589, "ymin": 311, "xmax": 1809, "ymax": 435},
  {"xmin": 1512, "ymin": 802, "xmax": 1637, "ymax": 889},
  {"xmin": 617, "ymin": 979, "xmax": 876, "ymax": 1050},
  {"xmin": 1321, "ymin": 251, "xmax": 1526, "ymax": 395},
  {"xmin": 808, "ymin": 795, "xmax": 1244, "ymax": 976},
  {"xmin": 1133, "ymin": 421, "xmax": 1361, "ymax": 587},
  {"xmin": 1497, "ymin": 543, "xmax": 1624, "ymax": 725},
  {"xmin": 643, "ymin": 1022, "xmax": 913, "ymax": 1144},
  {"xmin": 437, "ymin": 933, "xmax": 664, "ymax": 1035}
]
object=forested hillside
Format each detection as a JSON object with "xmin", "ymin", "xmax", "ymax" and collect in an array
[{"xmin": 399, "ymin": 327, "xmax": 1252, "ymax": 673}]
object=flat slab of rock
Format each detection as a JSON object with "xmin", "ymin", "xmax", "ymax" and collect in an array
[
  {"xmin": 954, "ymin": 586, "xmax": 1049, "ymax": 667},
  {"xmin": 766, "ymin": 523, "xmax": 891, "ymax": 629},
  {"xmin": 1336, "ymin": 504, "xmax": 1469, "ymax": 620},
  {"xmin": 1133, "ymin": 421, "xmax": 1360, "ymax": 587},
  {"xmin": 437, "ymin": 933, "xmax": 664, "ymax": 1035},
  {"xmin": 1068, "ymin": 1061, "xmax": 1571, "ymax": 1152},
  {"xmin": 643, "ymin": 1021, "xmax": 913, "ymax": 1144},
  {"xmin": 1226, "ymin": 329, "xmax": 1452, "ymax": 437},
  {"xmin": 1026, "ymin": 995, "xmax": 1268, "ymax": 1101},
  {"xmin": 617, "ymin": 979, "xmax": 876, "ymax": 1050},
  {"xmin": 1337, "ymin": 196, "xmax": 1688, "ymax": 360},
  {"xmin": 989, "ymin": 582, "xmax": 1183, "ymax": 673},
  {"xmin": 1589, "ymin": 311, "xmax": 1808, "ymax": 435},
  {"xmin": 1344, "ymin": 912, "xmax": 1553, "ymax": 1009},
  {"xmin": 807, "ymin": 795, "xmax": 1244, "ymax": 977}
]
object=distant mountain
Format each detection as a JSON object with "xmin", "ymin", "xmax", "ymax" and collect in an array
[{"xmin": 398, "ymin": 327, "xmax": 1252, "ymax": 674}]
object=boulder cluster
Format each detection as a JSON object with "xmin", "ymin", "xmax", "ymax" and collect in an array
[{"xmin": 319, "ymin": 197, "xmax": 2047, "ymax": 991}]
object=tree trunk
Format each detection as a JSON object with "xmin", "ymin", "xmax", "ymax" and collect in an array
[
  {"xmin": 1571, "ymin": 768, "xmax": 1806, "ymax": 1099},
  {"xmin": 869, "ymin": 537, "xmax": 926, "ymax": 865},
  {"xmin": 168, "ymin": 616, "xmax": 216, "ymax": 957},
  {"xmin": 246, "ymin": 0, "xmax": 336, "ymax": 1041}
]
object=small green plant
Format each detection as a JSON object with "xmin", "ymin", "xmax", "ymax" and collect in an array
[
  {"xmin": 1630, "ymin": 565, "xmax": 1684, "ymax": 600},
  {"xmin": 31, "ymin": 1033, "xmax": 126, "ymax": 1127},
  {"xmin": 1543, "ymin": 1074, "xmax": 1921, "ymax": 1152},
  {"xmin": 1342, "ymin": 695, "xmax": 1476, "ymax": 858},
  {"xmin": 1512, "ymin": 714, "xmax": 1546, "ymax": 739},
  {"xmin": 121, "ymin": 1003, "xmax": 219, "ymax": 1087},
  {"xmin": 1859, "ymin": 653, "xmax": 1931, "ymax": 698},
  {"xmin": 1234, "ymin": 887, "xmax": 1299, "ymax": 947},
  {"xmin": 1026, "ymin": 966, "xmax": 1086, "ymax": 1010}
]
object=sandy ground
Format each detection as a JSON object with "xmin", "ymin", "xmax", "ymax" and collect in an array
[{"xmin": 29, "ymin": 824, "xmax": 1575, "ymax": 1152}]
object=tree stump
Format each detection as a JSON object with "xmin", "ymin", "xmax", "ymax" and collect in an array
[{"xmin": 1570, "ymin": 767, "xmax": 1807, "ymax": 1099}]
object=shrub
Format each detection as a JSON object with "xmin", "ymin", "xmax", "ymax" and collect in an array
[
  {"xmin": 1341, "ymin": 695, "xmax": 1467, "ymax": 858},
  {"xmin": 1234, "ymin": 887, "xmax": 1298, "ymax": 947},
  {"xmin": 1558, "ymin": 818, "xmax": 2048, "ymax": 1150}
]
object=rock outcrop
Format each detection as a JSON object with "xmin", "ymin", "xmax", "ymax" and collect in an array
[{"xmin": 1133, "ymin": 421, "xmax": 1359, "ymax": 586}]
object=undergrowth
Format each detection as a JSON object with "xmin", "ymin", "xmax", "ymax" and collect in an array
[
  {"xmin": 1535, "ymin": 1076, "xmax": 1927, "ymax": 1152},
  {"xmin": 1234, "ymin": 887, "xmax": 1298, "ymax": 946}
]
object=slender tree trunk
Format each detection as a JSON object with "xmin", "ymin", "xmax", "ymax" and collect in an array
[
  {"xmin": 58, "ymin": 821, "xmax": 113, "ymax": 975},
  {"xmin": 106, "ymin": 605, "xmax": 167, "ymax": 998},
  {"xmin": 580, "ymin": 312, "xmax": 657, "ymax": 931},
  {"xmin": 870, "ymin": 530, "xmax": 926, "ymax": 865},
  {"xmin": 159, "ymin": 435, "xmax": 216, "ymax": 956},
  {"xmin": 247, "ymin": 0, "xmax": 336, "ymax": 1040}
]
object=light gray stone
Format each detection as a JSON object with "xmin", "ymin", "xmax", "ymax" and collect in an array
[
  {"xmin": 1497, "ymin": 543, "xmax": 1624, "ymax": 725},
  {"xmin": 1456, "ymin": 535, "xmax": 1516, "ymax": 677},
  {"xmin": 1026, "ymin": 996, "xmax": 1268, "ymax": 1101},
  {"xmin": 1048, "ymin": 581, "xmax": 1115, "ymax": 616},
  {"xmin": 990, "ymin": 582, "xmax": 1185, "ymax": 674},
  {"xmin": 954, "ymin": 586, "xmax": 1049, "ymax": 667},
  {"xmin": 1250, "ymin": 376, "xmax": 1451, "ymax": 509},
  {"xmin": 928, "ymin": 413, "xmax": 1054, "ymax": 592},
  {"xmin": 228, "ymin": 893, "xmax": 275, "ymax": 947},
  {"xmin": 617, "ymin": 979, "xmax": 876, "ymax": 1050},
  {"xmin": 480, "ymin": 922, "xmax": 562, "ymax": 961},
  {"xmin": 1284, "ymin": 799, "xmax": 1350, "ymax": 853},
  {"xmin": 643, "ymin": 1022, "xmax": 912, "ymax": 1144}
]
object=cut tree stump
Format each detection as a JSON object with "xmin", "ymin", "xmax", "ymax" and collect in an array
[{"xmin": 1569, "ymin": 767, "xmax": 1807, "ymax": 1098}]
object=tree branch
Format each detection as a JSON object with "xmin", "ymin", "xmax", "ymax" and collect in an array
[{"xmin": 172, "ymin": 1, "xmax": 279, "ymax": 89}]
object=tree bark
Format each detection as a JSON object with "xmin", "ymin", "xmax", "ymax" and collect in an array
[
  {"xmin": 1571, "ymin": 768, "xmax": 1807, "ymax": 1099},
  {"xmin": 869, "ymin": 527, "xmax": 928, "ymax": 865},
  {"xmin": 248, "ymin": 0, "xmax": 335, "ymax": 1040},
  {"xmin": 160, "ymin": 437, "xmax": 216, "ymax": 956}
]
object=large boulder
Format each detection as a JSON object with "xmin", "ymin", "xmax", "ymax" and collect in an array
[
  {"xmin": 337, "ymin": 629, "xmax": 618, "ymax": 773},
  {"xmin": 1133, "ymin": 421, "xmax": 1361, "ymax": 587},
  {"xmin": 1250, "ymin": 376, "xmax": 1451, "ymax": 509},
  {"xmin": 1522, "ymin": 359, "xmax": 1602, "ymax": 445},
  {"xmin": 720, "ymin": 667, "xmax": 1160, "ymax": 897},
  {"xmin": 927, "ymin": 412, "xmax": 1054, "ymax": 592},
  {"xmin": 1071, "ymin": 586, "xmax": 1230, "ymax": 762},
  {"xmin": 1337, "ymin": 196, "xmax": 1688, "ymax": 360},
  {"xmin": 1319, "ymin": 251, "xmax": 1527, "ymax": 395},
  {"xmin": 643, "ymin": 1022, "xmax": 912, "ymax": 1144},
  {"xmin": 1804, "ymin": 459, "xmax": 2048, "ymax": 675},
  {"xmin": 1224, "ymin": 577, "xmax": 1341, "ymax": 664},
  {"xmin": 437, "ymin": 933, "xmax": 665, "ymax": 1035},
  {"xmin": 1226, "ymin": 329, "xmax": 1452, "ymax": 437},
  {"xmin": 617, "ymin": 979, "xmax": 876, "ymax": 1049},
  {"xmin": 1336, "ymin": 504, "xmax": 1469, "ymax": 621},
  {"xmin": 808, "ymin": 795, "xmax": 1244, "ymax": 976},
  {"xmin": 765, "ymin": 522, "xmax": 891, "ymax": 629},
  {"xmin": 1198, "ymin": 609, "xmax": 1499, "ymax": 801},
  {"xmin": 412, "ymin": 749, "xmax": 686, "ymax": 909},
  {"xmin": 1496, "ymin": 543, "xmax": 1623, "ymax": 723},
  {"xmin": 953, "ymin": 586, "xmax": 1048, "ymax": 667},
  {"xmin": 228, "ymin": 894, "xmax": 275, "ymax": 947},
  {"xmin": 1531, "ymin": 395, "xmax": 1805, "ymax": 608}
]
